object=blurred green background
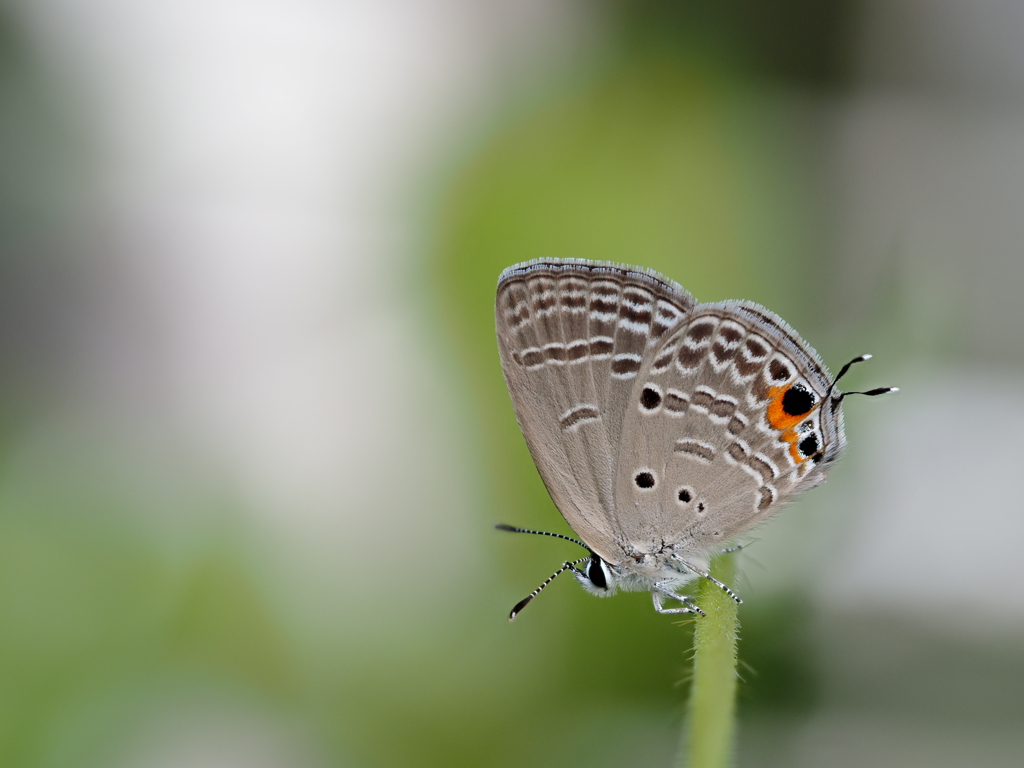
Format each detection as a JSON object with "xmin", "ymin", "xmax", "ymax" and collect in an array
[{"xmin": 2, "ymin": 1, "xmax": 1023, "ymax": 766}]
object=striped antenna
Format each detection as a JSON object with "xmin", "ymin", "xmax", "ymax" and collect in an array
[
  {"xmin": 495, "ymin": 523, "xmax": 589, "ymax": 551},
  {"xmin": 509, "ymin": 557, "xmax": 590, "ymax": 621}
]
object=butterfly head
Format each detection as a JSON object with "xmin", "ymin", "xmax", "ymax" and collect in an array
[
  {"xmin": 571, "ymin": 553, "xmax": 617, "ymax": 597},
  {"xmin": 497, "ymin": 524, "xmax": 624, "ymax": 619}
]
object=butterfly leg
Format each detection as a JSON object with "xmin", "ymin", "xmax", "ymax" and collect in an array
[
  {"xmin": 672, "ymin": 557, "xmax": 744, "ymax": 604},
  {"xmin": 652, "ymin": 586, "xmax": 706, "ymax": 617},
  {"xmin": 720, "ymin": 543, "xmax": 747, "ymax": 554}
]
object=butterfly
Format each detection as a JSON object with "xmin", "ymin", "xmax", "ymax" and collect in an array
[{"xmin": 495, "ymin": 259, "xmax": 894, "ymax": 619}]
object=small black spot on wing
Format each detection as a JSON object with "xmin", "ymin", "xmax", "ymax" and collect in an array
[
  {"xmin": 635, "ymin": 471, "xmax": 655, "ymax": 489},
  {"xmin": 640, "ymin": 386, "xmax": 662, "ymax": 410},
  {"xmin": 799, "ymin": 433, "xmax": 819, "ymax": 457}
]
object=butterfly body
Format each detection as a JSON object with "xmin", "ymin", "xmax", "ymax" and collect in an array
[{"xmin": 495, "ymin": 259, "xmax": 881, "ymax": 616}]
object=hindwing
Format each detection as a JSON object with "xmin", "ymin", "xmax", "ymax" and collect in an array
[{"xmin": 612, "ymin": 302, "xmax": 843, "ymax": 566}]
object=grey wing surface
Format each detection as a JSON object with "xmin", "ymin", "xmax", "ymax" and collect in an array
[
  {"xmin": 495, "ymin": 259, "xmax": 695, "ymax": 564},
  {"xmin": 612, "ymin": 301, "xmax": 840, "ymax": 566}
]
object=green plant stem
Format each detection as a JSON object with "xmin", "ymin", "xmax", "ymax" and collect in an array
[{"xmin": 678, "ymin": 554, "xmax": 740, "ymax": 768}]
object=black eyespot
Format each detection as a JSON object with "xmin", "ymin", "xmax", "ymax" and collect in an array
[
  {"xmin": 587, "ymin": 556, "xmax": 608, "ymax": 589},
  {"xmin": 782, "ymin": 384, "xmax": 814, "ymax": 416},
  {"xmin": 640, "ymin": 387, "xmax": 662, "ymax": 410},
  {"xmin": 678, "ymin": 488, "xmax": 692, "ymax": 503},
  {"xmin": 635, "ymin": 471, "xmax": 655, "ymax": 489},
  {"xmin": 799, "ymin": 433, "xmax": 820, "ymax": 456},
  {"xmin": 697, "ymin": 502, "xmax": 706, "ymax": 513}
]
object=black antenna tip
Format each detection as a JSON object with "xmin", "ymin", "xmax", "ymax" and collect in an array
[
  {"xmin": 867, "ymin": 386, "xmax": 899, "ymax": 396},
  {"xmin": 842, "ymin": 386, "xmax": 899, "ymax": 400},
  {"xmin": 509, "ymin": 596, "xmax": 533, "ymax": 621},
  {"xmin": 495, "ymin": 523, "xmax": 517, "ymax": 532}
]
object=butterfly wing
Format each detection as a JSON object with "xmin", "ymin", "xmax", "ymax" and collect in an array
[
  {"xmin": 495, "ymin": 259, "xmax": 695, "ymax": 563},
  {"xmin": 612, "ymin": 301, "xmax": 845, "ymax": 568}
]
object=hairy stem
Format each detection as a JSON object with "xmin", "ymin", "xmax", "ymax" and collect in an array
[{"xmin": 678, "ymin": 554, "xmax": 739, "ymax": 768}]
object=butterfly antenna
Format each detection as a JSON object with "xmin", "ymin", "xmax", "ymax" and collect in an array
[
  {"xmin": 838, "ymin": 386, "xmax": 899, "ymax": 401},
  {"xmin": 508, "ymin": 557, "xmax": 590, "ymax": 621},
  {"xmin": 826, "ymin": 353, "xmax": 871, "ymax": 399},
  {"xmin": 495, "ymin": 524, "xmax": 589, "ymax": 551},
  {"xmin": 827, "ymin": 353, "xmax": 899, "ymax": 402}
]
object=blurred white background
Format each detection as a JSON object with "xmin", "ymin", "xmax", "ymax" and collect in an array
[{"xmin": 1, "ymin": 1, "xmax": 1023, "ymax": 767}]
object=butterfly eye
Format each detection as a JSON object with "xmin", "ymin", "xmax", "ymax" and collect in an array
[{"xmin": 587, "ymin": 556, "xmax": 609, "ymax": 589}]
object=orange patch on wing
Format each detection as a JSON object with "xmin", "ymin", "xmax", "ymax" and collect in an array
[
  {"xmin": 783, "ymin": 429, "xmax": 805, "ymax": 463},
  {"xmin": 766, "ymin": 385, "xmax": 806, "ymax": 430},
  {"xmin": 767, "ymin": 385, "xmax": 813, "ymax": 464}
]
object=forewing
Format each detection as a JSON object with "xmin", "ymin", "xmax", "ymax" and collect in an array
[{"xmin": 495, "ymin": 259, "xmax": 695, "ymax": 563}]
